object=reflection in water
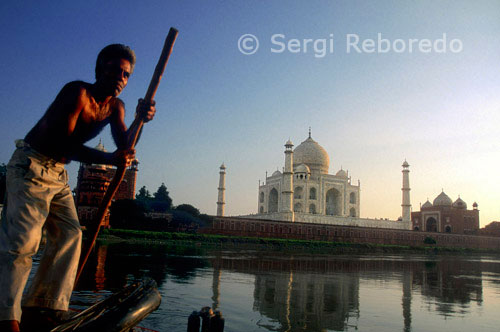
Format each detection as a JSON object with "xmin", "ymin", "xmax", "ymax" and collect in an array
[
  {"xmin": 212, "ymin": 264, "xmax": 221, "ymax": 310},
  {"xmin": 208, "ymin": 254, "xmax": 486, "ymax": 330},
  {"xmin": 94, "ymin": 245, "xmax": 107, "ymax": 290},
  {"xmin": 74, "ymin": 243, "xmax": 499, "ymax": 332},
  {"xmin": 75, "ymin": 242, "xmax": 209, "ymax": 291},
  {"xmin": 402, "ymin": 272, "xmax": 412, "ymax": 332},
  {"xmin": 253, "ymin": 271, "xmax": 359, "ymax": 331},
  {"xmin": 412, "ymin": 259, "xmax": 483, "ymax": 316}
]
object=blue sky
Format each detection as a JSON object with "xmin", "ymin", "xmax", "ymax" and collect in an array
[{"xmin": 1, "ymin": 1, "xmax": 499, "ymax": 226}]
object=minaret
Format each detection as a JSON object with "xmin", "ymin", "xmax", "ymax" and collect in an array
[
  {"xmin": 281, "ymin": 139, "xmax": 294, "ymax": 221},
  {"xmin": 401, "ymin": 160, "xmax": 411, "ymax": 224},
  {"xmin": 216, "ymin": 163, "xmax": 226, "ymax": 216}
]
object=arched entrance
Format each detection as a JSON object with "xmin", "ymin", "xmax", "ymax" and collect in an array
[
  {"xmin": 294, "ymin": 186, "xmax": 303, "ymax": 199},
  {"xmin": 268, "ymin": 188, "xmax": 278, "ymax": 213},
  {"xmin": 294, "ymin": 203, "xmax": 302, "ymax": 212},
  {"xmin": 426, "ymin": 217, "xmax": 438, "ymax": 232},
  {"xmin": 326, "ymin": 188, "xmax": 341, "ymax": 216}
]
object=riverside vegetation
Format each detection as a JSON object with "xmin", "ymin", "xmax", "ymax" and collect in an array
[{"xmin": 96, "ymin": 228, "xmax": 492, "ymax": 254}]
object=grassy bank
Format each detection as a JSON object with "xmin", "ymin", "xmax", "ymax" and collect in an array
[{"xmin": 96, "ymin": 228, "xmax": 491, "ymax": 254}]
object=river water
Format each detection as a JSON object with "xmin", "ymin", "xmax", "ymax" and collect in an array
[{"xmin": 63, "ymin": 242, "xmax": 500, "ymax": 331}]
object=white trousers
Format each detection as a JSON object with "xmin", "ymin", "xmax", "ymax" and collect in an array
[{"xmin": 0, "ymin": 140, "xmax": 82, "ymax": 321}]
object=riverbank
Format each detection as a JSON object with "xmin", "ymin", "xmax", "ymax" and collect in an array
[{"xmin": 96, "ymin": 228, "xmax": 495, "ymax": 254}]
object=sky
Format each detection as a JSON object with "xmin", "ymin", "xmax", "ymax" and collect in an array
[{"xmin": 1, "ymin": 0, "xmax": 499, "ymax": 227}]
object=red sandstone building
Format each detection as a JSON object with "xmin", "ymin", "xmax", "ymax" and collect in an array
[
  {"xmin": 478, "ymin": 222, "xmax": 500, "ymax": 237},
  {"xmin": 74, "ymin": 141, "xmax": 138, "ymax": 228},
  {"xmin": 411, "ymin": 191, "xmax": 479, "ymax": 234}
]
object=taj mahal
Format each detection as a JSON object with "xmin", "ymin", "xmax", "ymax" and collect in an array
[
  {"xmin": 217, "ymin": 130, "xmax": 413, "ymax": 231},
  {"xmin": 258, "ymin": 131, "xmax": 361, "ymax": 219}
]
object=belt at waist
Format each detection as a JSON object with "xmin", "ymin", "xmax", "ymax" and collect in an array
[{"xmin": 15, "ymin": 139, "xmax": 66, "ymax": 170}]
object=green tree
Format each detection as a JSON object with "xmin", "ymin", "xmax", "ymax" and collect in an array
[
  {"xmin": 136, "ymin": 185, "xmax": 152, "ymax": 201},
  {"xmin": 175, "ymin": 204, "xmax": 200, "ymax": 217},
  {"xmin": 110, "ymin": 199, "xmax": 146, "ymax": 228},
  {"xmin": 151, "ymin": 183, "xmax": 173, "ymax": 212}
]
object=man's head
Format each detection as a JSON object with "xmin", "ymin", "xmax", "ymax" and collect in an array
[{"xmin": 95, "ymin": 44, "xmax": 136, "ymax": 80}]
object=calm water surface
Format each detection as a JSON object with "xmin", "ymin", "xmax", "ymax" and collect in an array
[{"xmin": 65, "ymin": 242, "xmax": 500, "ymax": 331}]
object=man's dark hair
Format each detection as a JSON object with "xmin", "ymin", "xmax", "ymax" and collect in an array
[{"xmin": 95, "ymin": 44, "xmax": 136, "ymax": 79}]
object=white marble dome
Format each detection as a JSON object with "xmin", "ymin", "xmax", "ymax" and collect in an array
[
  {"xmin": 95, "ymin": 140, "xmax": 107, "ymax": 152},
  {"xmin": 93, "ymin": 140, "xmax": 110, "ymax": 169},
  {"xmin": 336, "ymin": 169, "xmax": 348, "ymax": 178},
  {"xmin": 295, "ymin": 163, "xmax": 310, "ymax": 174},
  {"xmin": 433, "ymin": 191, "xmax": 452, "ymax": 206},
  {"xmin": 293, "ymin": 136, "xmax": 329, "ymax": 174},
  {"xmin": 272, "ymin": 170, "xmax": 282, "ymax": 177}
]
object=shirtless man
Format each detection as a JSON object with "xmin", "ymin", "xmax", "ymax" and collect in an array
[{"xmin": 0, "ymin": 44, "xmax": 155, "ymax": 332}]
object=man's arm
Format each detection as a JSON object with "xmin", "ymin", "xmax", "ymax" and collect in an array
[
  {"xmin": 110, "ymin": 98, "xmax": 156, "ymax": 150},
  {"xmin": 110, "ymin": 99, "xmax": 129, "ymax": 150},
  {"xmin": 69, "ymin": 144, "xmax": 135, "ymax": 167}
]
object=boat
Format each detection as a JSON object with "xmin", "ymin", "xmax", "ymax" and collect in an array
[{"xmin": 50, "ymin": 277, "xmax": 161, "ymax": 332}]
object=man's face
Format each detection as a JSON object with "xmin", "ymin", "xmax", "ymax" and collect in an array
[{"xmin": 97, "ymin": 58, "xmax": 132, "ymax": 97}]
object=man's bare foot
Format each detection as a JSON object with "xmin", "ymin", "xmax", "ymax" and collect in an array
[{"xmin": 0, "ymin": 320, "xmax": 20, "ymax": 332}]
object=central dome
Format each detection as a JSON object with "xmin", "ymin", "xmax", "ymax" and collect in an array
[
  {"xmin": 433, "ymin": 191, "xmax": 452, "ymax": 207},
  {"xmin": 293, "ymin": 136, "xmax": 329, "ymax": 174}
]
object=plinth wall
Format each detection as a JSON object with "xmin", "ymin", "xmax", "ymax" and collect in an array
[{"xmin": 200, "ymin": 216, "xmax": 500, "ymax": 250}]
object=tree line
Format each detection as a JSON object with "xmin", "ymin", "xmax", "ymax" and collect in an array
[
  {"xmin": 0, "ymin": 167, "xmax": 209, "ymax": 232},
  {"xmin": 110, "ymin": 183, "xmax": 212, "ymax": 232}
]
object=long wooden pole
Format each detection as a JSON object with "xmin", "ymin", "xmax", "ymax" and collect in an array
[{"xmin": 75, "ymin": 28, "xmax": 178, "ymax": 285}]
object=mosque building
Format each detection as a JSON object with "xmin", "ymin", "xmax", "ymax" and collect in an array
[
  {"xmin": 229, "ymin": 131, "xmax": 412, "ymax": 230},
  {"xmin": 411, "ymin": 192, "xmax": 479, "ymax": 234}
]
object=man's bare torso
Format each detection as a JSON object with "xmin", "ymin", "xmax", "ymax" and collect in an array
[{"xmin": 24, "ymin": 81, "xmax": 123, "ymax": 163}]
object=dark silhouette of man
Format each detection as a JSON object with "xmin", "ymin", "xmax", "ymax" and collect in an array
[{"xmin": 0, "ymin": 44, "xmax": 156, "ymax": 332}]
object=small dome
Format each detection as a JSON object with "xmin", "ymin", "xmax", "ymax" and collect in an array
[
  {"xmin": 295, "ymin": 163, "xmax": 310, "ymax": 174},
  {"xmin": 272, "ymin": 170, "xmax": 282, "ymax": 177},
  {"xmin": 473, "ymin": 202, "xmax": 478, "ymax": 208},
  {"xmin": 402, "ymin": 160, "xmax": 409, "ymax": 167},
  {"xmin": 95, "ymin": 140, "xmax": 107, "ymax": 152},
  {"xmin": 285, "ymin": 139, "xmax": 293, "ymax": 146},
  {"xmin": 433, "ymin": 191, "xmax": 452, "ymax": 207},
  {"xmin": 293, "ymin": 136, "xmax": 329, "ymax": 174},
  {"xmin": 453, "ymin": 197, "xmax": 467, "ymax": 209},
  {"xmin": 336, "ymin": 169, "xmax": 348, "ymax": 178},
  {"xmin": 220, "ymin": 163, "xmax": 226, "ymax": 170},
  {"xmin": 422, "ymin": 200, "xmax": 433, "ymax": 209}
]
